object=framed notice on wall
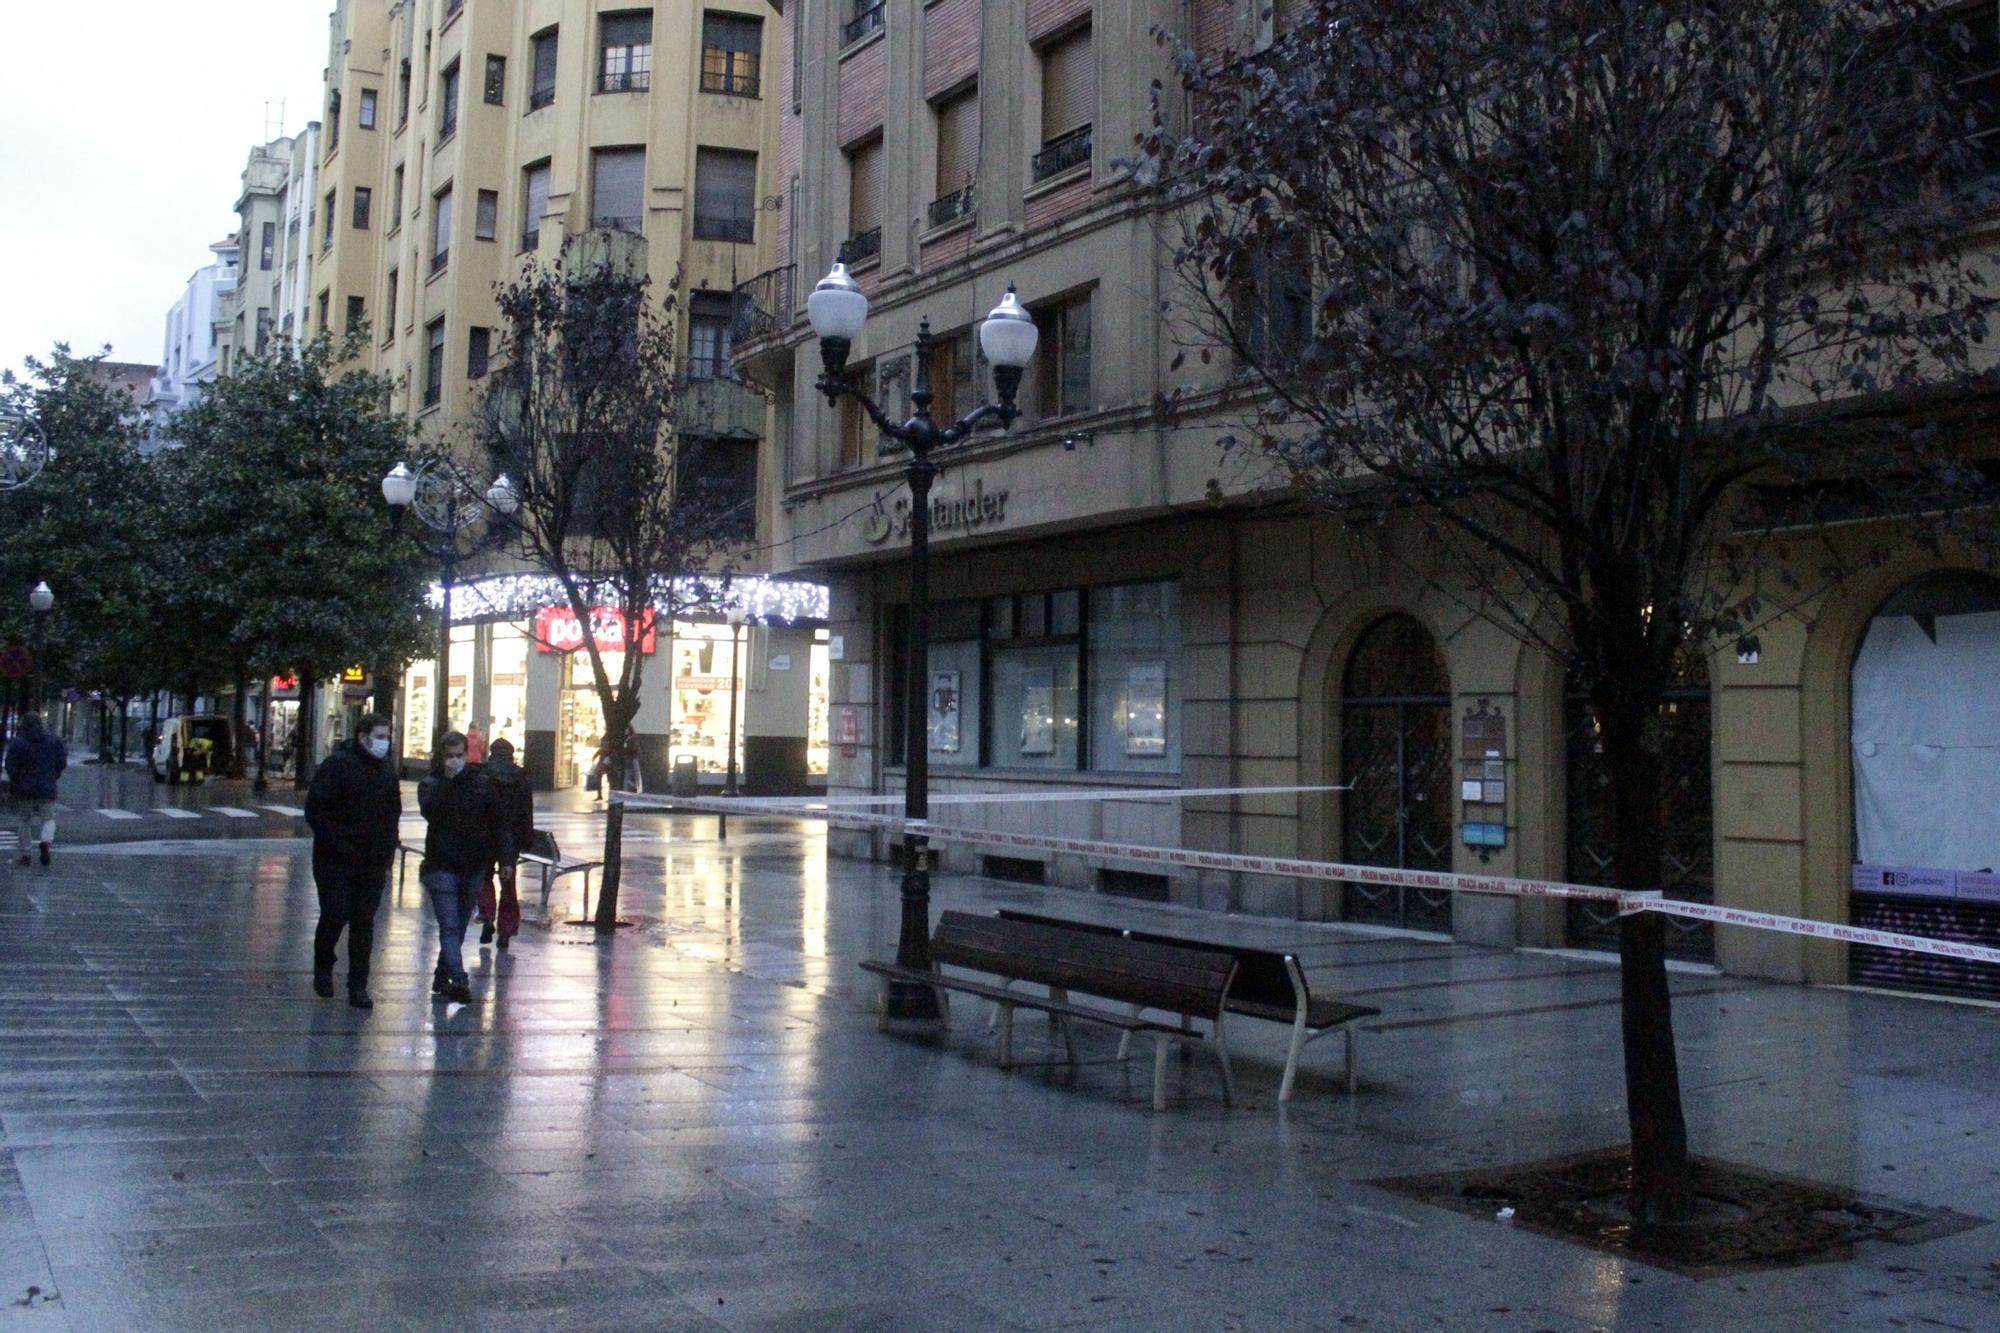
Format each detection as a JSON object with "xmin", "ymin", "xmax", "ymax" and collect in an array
[
  {"xmin": 1125, "ymin": 660, "xmax": 1167, "ymax": 756},
  {"xmin": 929, "ymin": 670, "xmax": 962, "ymax": 753},
  {"xmin": 1019, "ymin": 667, "xmax": 1055, "ymax": 755}
]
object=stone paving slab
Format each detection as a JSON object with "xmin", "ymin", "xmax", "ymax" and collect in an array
[{"xmin": 0, "ymin": 813, "xmax": 1997, "ymax": 1328}]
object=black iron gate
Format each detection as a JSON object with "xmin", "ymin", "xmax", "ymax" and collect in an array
[
  {"xmin": 1341, "ymin": 616, "xmax": 1454, "ymax": 932},
  {"xmin": 1563, "ymin": 661, "xmax": 1715, "ymax": 960}
]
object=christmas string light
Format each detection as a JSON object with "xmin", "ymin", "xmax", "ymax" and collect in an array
[{"xmin": 428, "ymin": 571, "xmax": 830, "ymax": 625}]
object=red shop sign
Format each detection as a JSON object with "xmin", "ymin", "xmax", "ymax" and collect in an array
[{"xmin": 533, "ymin": 607, "xmax": 658, "ymax": 655}]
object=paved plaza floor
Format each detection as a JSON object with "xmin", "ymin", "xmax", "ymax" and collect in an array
[{"xmin": 0, "ymin": 786, "xmax": 1997, "ymax": 1329}]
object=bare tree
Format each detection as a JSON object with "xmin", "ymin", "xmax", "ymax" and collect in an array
[
  {"xmin": 1139, "ymin": 0, "xmax": 2000, "ymax": 1218},
  {"xmin": 477, "ymin": 238, "xmax": 740, "ymax": 927}
]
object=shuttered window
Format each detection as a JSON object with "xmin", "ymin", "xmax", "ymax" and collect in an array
[
  {"xmin": 432, "ymin": 186, "xmax": 453, "ymax": 271},
  {"xmin": 522, "ymin": 160, "xmax": 551, "ymax": 249},
  {"xmin": 591, "ymin": 147, "xmax": 646, "ymax": 231},
  {"xmin": 935, "ymin": 85, "xmax": 978, "ymax": 198},
  {"xmin": 694, "ymin": 147, "xmax": 758, "ymax": 240},
  {"xmin": 702, "ymin": 12, "xmax": 762, "ymax": 96},
  {"xmin": 599, "ymin": 11, "xmax": 653, "ymax": 92},
  {"xmin": 1040, "ymin": 27, "xmax": 1093, "ymax": 141},
  {"xmin": 530, "ymin": 28, "xmax": 559, "ymax": 108},
  {"xmin": 848, "ymin": 137, "xmax": 882, "ymax": 236}
]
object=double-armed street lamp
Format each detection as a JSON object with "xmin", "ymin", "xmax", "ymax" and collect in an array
[
  {"xmin": 28, "ymin": 581, "xmax": 53, "ymax": 712},
  {"xmin": 806, "ymin": 260, "xmax": 1039, "ymax": 1026},
  {"xmin": 383, "ymin": 461, "xmax": 521, "ymax": 751}
]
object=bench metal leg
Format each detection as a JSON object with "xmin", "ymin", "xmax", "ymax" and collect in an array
[
  {"xmin": 1153, "ymin": 1033, "xmax": 1172, "ymax": 1111},
  {"xmin": 1055, "ymin": 1014, "xmax": 1077, "ymax": 1065},
  {"xmin": 997, "ymin": 1004, "xmax": 1016, "ymax": 1069},
  {"xmin": 1117, "ymin": 1004, "xmax": 1144, "ymax": 1062},
  {"xmin": 1280, "ymin": 1010, "xmax": 1311, "ymax": 1104},
  {"xmin": 1048, "ymin": 986, "xmax": 1068, "ymax": 1031},
  {"xmin": 1213, "ymin": 1010, "xmax": 1235, "ymax": 1108}
]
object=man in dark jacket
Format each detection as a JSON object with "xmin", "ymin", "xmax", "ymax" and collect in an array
[
  {"xmin": 475, "ymin": 737, "xmax": 535, "ymax": 950},
  {"xmin": 4, "ymin": 713, "xmax": 67, "ymax": 867},
  {"xmin": 304, "ymin": 712, "xmax": 401, "ymax": 1009},
  {"xmin": 419, "ymin": 731, "xmax": 512, "ymax": 1004}
]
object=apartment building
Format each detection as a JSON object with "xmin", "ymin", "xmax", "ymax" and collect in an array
[
  {"xmin": 733, "ymin": 0, "xmax": 2000, "ymax": 1000},
  {"xmin": 306, "ymin": 0, "xmax": 830, "ymax": 793},
  {"xmin": 216, "ymin": 127, "xmax": 323, "ymax": 375},
  {"xmin": 144, "ymin": 237, "xmax": 240, "ymax": 437}
]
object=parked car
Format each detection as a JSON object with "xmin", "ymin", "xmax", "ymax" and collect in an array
[{"xmin": 150, "ymin": 715, "xmax": 237, "ymax": 785}]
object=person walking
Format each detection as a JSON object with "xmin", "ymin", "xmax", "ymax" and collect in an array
[
  {"xmin": 4, "ymin": 712, "xmax": 67, "ymax": 866},
  {"xmin": 303, "ymin": 712, "xmax": 401, "ymax": 1009},
  {"xmin": 476, "ymin": 737, "xmax": 534, "ymax": 950},
  {"xmin": 419, "ymin": 731, "xmax": 512, "ymax": 1003},
  {"xmin": 465, "ymin": 723, "xmax": 487, "ymax": 765}
]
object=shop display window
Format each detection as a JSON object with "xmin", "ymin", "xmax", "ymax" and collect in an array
[
  {"xmin": 1087, "ymin": 581, "xmax": 1181, "ymax": 772},
  {"xmin": 401, "ymin": 658, "xmax": 435, "ymax": 760},
  {"xmin": 487, "ymin": 624, "xmax": 529, "ymax": 754},
  {"xmin": 668, "ymin": 623, "xmax": 746, "ymax": 777},
  {"xmin": 808, "ymin": 629, "xmax": 832, "ymax": 776}
]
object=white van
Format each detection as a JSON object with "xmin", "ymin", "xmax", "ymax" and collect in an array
[{"xmin": 150, "ymin": 715, "xmax": 238, "ymax": 784}]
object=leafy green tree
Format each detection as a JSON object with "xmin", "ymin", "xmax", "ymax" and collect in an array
[{"xmin": 165, "ymin": 330, "xmax": 433, "ymax": 778}]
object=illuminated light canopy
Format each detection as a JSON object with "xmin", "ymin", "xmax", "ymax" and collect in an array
[{"xmin": 430, "ymin": 571, "xmax": 830, "ymax": 625}]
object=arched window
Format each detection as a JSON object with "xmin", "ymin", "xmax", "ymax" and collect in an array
[{"xmin": 1340, "ymin": 615, "xmax": 1453, "ymax": 931}]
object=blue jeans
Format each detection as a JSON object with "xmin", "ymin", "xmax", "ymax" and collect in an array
[{"xmin": 424, "ymin": 870, "xmax": 479, "ymax": 985}]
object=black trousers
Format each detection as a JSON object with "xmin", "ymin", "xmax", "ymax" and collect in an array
[{"xmin": 312, "ymin": 861, "xmax": 390, "ymax": 990}]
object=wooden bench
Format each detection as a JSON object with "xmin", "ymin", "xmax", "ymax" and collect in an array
[
  {"xmin": 998, "ymin": 909, "xmax": 1380, "ymax": 1099},
  {"xmin": 861, "ymin": 910, "xmax": 1240, "ymax": 1111},
  {"xmin": 396, "ymin": 839, "xmax": 602, "ymax": 907}
]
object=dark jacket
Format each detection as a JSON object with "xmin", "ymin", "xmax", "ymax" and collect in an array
[
  {"xmin": 484, "ymin": 755, "xmax": 536, "ymax": 860},
  {"xmin": 4, "ymin": 723, "xmax": 67, "ymax": 802},
  {"xmin": 304, "ymin": 737, "xmax": 402, "ymax": 870},
  {"xmin": 418, "ymin": 765, "xmax": 512, "ymax": 877}
]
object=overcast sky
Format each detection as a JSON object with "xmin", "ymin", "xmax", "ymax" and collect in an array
[{"xmin": 0, "ymin": 2, "xmax": 330, "ymax": 375}]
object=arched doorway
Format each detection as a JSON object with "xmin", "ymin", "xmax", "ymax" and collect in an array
[
  {"xmin": 1340, "ymin": 615, "xmax": 1453, "ymax": 931},
  {"xmin": 1848, "ymin": 572, "xmax": 2000, "ymax": 1000},
  {"xmin": 1563, "ymin": 648, "xmax": 1715, "ymax": 960}
]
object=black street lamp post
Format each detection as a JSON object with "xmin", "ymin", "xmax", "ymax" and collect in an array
[
  {"xmin": 28, "ymin": 581, "xmax": 53, "ymax": 713},
  {"xmin": 724, "ymin": 605, "xmax": 747, "ymax": 799},
  {"xmin": 807, "ymin": 261, "xmax": 1038, "ymax": 1026},
  {"xmin": 383, "ymin": 462, "xmax": 520, "ymax": 753}
]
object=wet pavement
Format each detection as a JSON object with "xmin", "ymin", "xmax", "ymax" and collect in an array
[{"xmin": 0, "ymin": 783, "xmax": 1997, "ymax": 1330}]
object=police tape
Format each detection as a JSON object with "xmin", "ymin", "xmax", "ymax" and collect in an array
[
  {"xmin": 615, "ymin": 787, "xmax": 2000, "ymax": 967},
  {"xmin": 791, "ymin": 784, "xmax": 1347, "ymax": 807}
]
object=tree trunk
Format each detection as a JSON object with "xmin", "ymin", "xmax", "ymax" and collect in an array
[
  {"xmin": 294, "ymin": 668, "xmax": 318, "ymax": 790},
  {"xmin": 1596, "ymin": 693, "xmax": 1696, "ymax": 1222},
  {"xmin": 591, "ymin": 694, "xmax": 640, "ymax": 931},
  {"xmin": 230, "ymin": 668, "xmax": 250, "ymax": 778}
]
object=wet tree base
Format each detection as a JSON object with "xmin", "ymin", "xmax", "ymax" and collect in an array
[{"xmin": 1377, "ymin": 1149, "xmax": 1981, "ymax": 1276}]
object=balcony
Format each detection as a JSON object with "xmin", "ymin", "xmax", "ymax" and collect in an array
[
  {"xmin": 927, "ymin": 186, "xmax": 974, "ymax": 230},
  {"xmin": 1032, "ymin": 123, "xmax": 1092, "ymax": 183},
  {"xmin": 591, "ymin": 214, "xmax": 644, "ymax": 234},
  {"xmin": 845, "ymin": 225, "xmax": 882, "ymax": 265},
  {"xmin": 597, "ymin": 68, "xmax": 651, "ymax": 94},
  {"xmin": 728, "ymin": 264, "xmax": 793, "ymax": 347},
  {"xmin": 520, "ymin": 227, "xmax": 541, "ymax": 253},
  {"xmin": 842, "ymin": 2, "xmax": 884, "ymax": 45},
  {"xmin": 681, "ymin": 376, "xmax": 766, "ymax": 441},
  {"xmin": 701, "ymin": 67, "xmax": 760, "ymax": 98}
]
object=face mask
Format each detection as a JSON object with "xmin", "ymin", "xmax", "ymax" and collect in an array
[
  {"xmin": 366, "ymin": 737, "xmax": 390, "ymax": 760},
  {"xmin": 444, "ymin": 756, "xmax": 467, "ymax": 777}
]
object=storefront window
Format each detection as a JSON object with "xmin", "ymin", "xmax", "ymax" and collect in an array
[
  {"xmin": 1088, "ymin": 581, "xmax": 1181, "ymax": 772},
  {"xmin": 669, "ymin": 623, "xmax": 747, "ymax": 777},
  {"xmin": 808, "ymin": 628, "xmax": 831, "ymax": 776},
  {"xmin": 558, "ymin": 649, "xmax": 617, "ymax": 789},
  {"xmin": 488, "ymin": 624, "xmax": 528, "ymax": 755},
  {"xmin": 446, "ymin": 624, "xmax": 475, "ymax": 735},
  {"xmin": 401, "ymin": 658, "xmax": 435, "ymax": 760}
]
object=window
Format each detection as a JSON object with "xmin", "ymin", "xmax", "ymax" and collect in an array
[
  {"xmin": 687, "ymin": 291, "xmax": 735, "ymax": 379},
  {"xmin": 1940, "ymin": 7, "xmax": 2000, "ymax": 191},
  {"xmin": 1241, "ymin": 240, "xmax": 1313, "ymax": 363},
  {"xmin": 838, "ymin": 359, "xmax": 872, "ymax": 468},
  {"xmin": 424, "ymin": 319, "xmax": 446, "ymax": 406},
  {"xmin": 322, "ymin": 189, "xmax": 336, "ymax": 248},
  {"xmin": 432, "ymin": 186, "xmax": 453, "ymax": 273},
  {"xmin": 346, "ymin": 294, "xmax": 365, "ymax": 335},
  {"xmin": 475, "ymin": 189, "xmax": 498, "ymax": 240},
  {"xmin": 439, "ymin": 60, "xmax": 460, "ymax": 141},
  {"xmin": 398, "ymin": 58, "xmax": 412, "ymax": 126},
  {"xmin": 702, "ymin": 12, "xmax": 762, "ymax": 96},
  {"xmin": 678, "ymin": 437, "xmax": 757, "ymax": 538},
  {"xmin": 468, "ymin": 326, "xmax": 491, "ymax": 379},
  {"xmin": 1087, "ymin": 582, "xmax": 1182, "ymax": 772},
  {"xmin": 392, "ymin": 166, "xmax": 405, "ymax": 228},
  {"xmin": 845, "ymin": 137, "xmax": 882, "ymax": 259},
  {"xmin": 384, "ymin": 269, "xmax": 398, "ymax": 341},
  {"xmin": 843, "ymin": 0, "xmax": 884, "ymax": 45},
  {"xmin": 255, "ymin": 307, "xmax": 271, "ymax": 356},
  {"xmin": 591, "ymin": 147, "xmax": 646, "ymax": 231},
  {"xmin": 522, "ymin": 160, "xmax": 551, "ymax": 250},
  {"xmin": 317, "ymin": 290, "xmax": 330, "ymax": 330},
  {"xmin": 932, "ymin": 85, "xmax": 978, "ymax": 226},
  {"xmin": 1034, "ymin": 26, "xmax": 1093, "ymax": 181},
  {"xmin": 352, "ymin": 186, "xmax": 372, "ymax": 230},
  {"xmin": 599, "ymin": 11, "xmax": 653, "ymax": 93},
  {"xmin": 929, "ymin": 328, "xmax": 978, "ymax": 425},
  {"xmin": 988, "ymin": 591, "xmax": 1081, "ymax": 770},
  {"xmin": 359, "ymin": 88, "xmax": 377, "ymax": 129},
  {"xmin": 484, "ymin": 54, "xmax": 506, "ymax": 105},
  {"xmin": 1035, "ymin": 292, "xmax": 1091, "ymax": 419},
  {"xmin": 792, "ymin": 0, "xmax": 805, "ymax": 112},
  {"xmin": 327, "ymin": 90, "xmax": 341, "ymax": 152},
  {"xmin": 260, "ymin": 221, "xmax": 275, "ymax": 270},
  {"xmin": 530, "ymin": 28, "xmax": 559, "ymax": 109},
  {"xmin": 693, "ymin": 147, "xmax": 758, "ymax": 241}
]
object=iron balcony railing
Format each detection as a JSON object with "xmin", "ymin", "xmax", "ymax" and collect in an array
[
  {"xmin": 520, "ymin": 227, "xmax": 540, "ymax": 253},
  {"xmin": 728, "ymin": 264, "xmax": 795, "ymax": 347},
  {"xmin": 529, "ymin": 85, "xmax": 555, "ymax": 110},
  {"xmin": 1031, "ymin": 123, "xmax": 1092, "ymax": 183},
  {"xmin": 846, "ymin": 225, "xmax": 882, "ymax": 264},
  {"xmin": 591, "ymin": 215, "xmax": 644, "ymax": 234},
  {"xmin": 701, "ymin": 68, "xmax": 759, "ymax": 98},
  {"xmin": 598, "ymin": 68, "xmax": 651, "ymax": 93},
  {"xmin": 927, "ymin": 185, "xmax": 974, "ymax": 229},
  {"xmin": 430, "ymin": 248, "xmax": 450, "ymax": 275},
  {"xmin": 842, "ymin": 2, "xmax": 885, "ymax": 45}
]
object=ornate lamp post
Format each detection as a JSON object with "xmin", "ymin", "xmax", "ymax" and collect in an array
[
  {"xmin": 27, "ymin": 581, "xmax": 53, "ymax": 712},
  {"xmin": 383, "ymin": 461, "xmax": 520, "ymax": 753},
  {"xmin": 724, "ymin": 604, "xmax": 748, "ymax": 799},
  {"xmin": 807, "ymin": 262, "xmax": 1038, "ymax": 1026}
]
